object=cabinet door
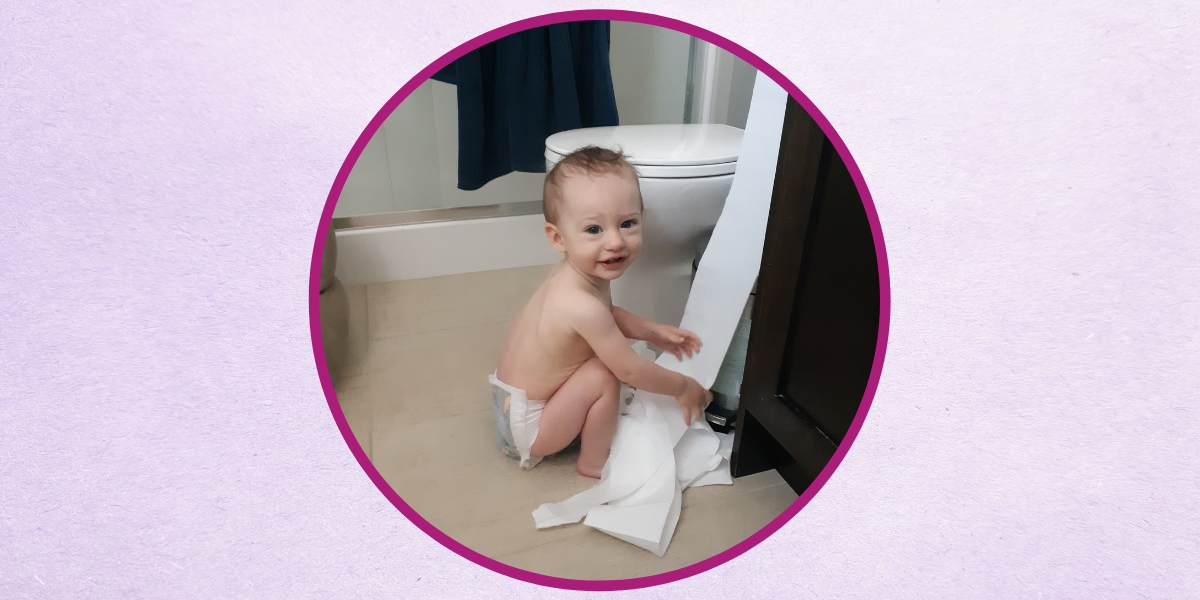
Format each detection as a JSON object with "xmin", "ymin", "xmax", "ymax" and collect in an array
[
  {"xmin": 731, "ymin": 95, "xmax": 881, "ymax": 495},
  {"xmin": 777, "ymin": 137, "xmax": 880, "ymax": 444}
]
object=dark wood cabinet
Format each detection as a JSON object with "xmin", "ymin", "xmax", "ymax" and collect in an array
[{"xmin": 730, "ymin": 95, "xmax": 881, "ymax": 495}]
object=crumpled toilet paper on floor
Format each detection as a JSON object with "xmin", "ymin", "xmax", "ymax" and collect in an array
[{"xmin": 532, "ymin": 72, "xmax": 789, "ymax": 556}]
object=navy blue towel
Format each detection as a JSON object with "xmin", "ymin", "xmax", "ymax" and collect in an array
[{"xmin": 430, "ymin": 21, "xmax": 620, "ymax": 191}]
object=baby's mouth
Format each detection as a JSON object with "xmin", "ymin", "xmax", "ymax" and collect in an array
[{"xmin": 600, "ymin": 257, "xmax": 625, "ymax": 268}]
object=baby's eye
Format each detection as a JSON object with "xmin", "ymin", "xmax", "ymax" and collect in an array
[
  {"xmin": 621, "ymin": 219, "xmax": 637, "ymax": 228},
  {"xmin": 585, "ymin": 225, "xmax": 601, "ymax": 234}
]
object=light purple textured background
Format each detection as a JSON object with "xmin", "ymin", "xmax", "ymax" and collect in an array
[{"xmin": 3, "ymin": 1, "xmax": 1198, "ymax": 597}]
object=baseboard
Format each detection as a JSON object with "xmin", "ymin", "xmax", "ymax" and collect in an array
[{"xmin": 333, "ymin": 214, "xmax": 561, "ymax": 286}]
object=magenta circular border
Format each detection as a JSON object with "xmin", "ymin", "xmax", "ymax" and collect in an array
[{"xmin": 308, "ymin": 9, "xmax": 891, "ymax": 592}]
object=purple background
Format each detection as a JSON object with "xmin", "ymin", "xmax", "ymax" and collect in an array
[{"xmin": 3, "ymin": 1, "xmax": 1198, "ymax": 597}]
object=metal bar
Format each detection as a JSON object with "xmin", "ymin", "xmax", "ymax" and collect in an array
[
  {"xmin": 331, "ymin": 200, "xmax": 544, "ymax": 230},
  {"xmin": 684, "ymin": 36, "xmax": 697, "ymax": 124}
]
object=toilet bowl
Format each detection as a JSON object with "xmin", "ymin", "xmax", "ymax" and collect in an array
[{"xmin": 545, "ymin": 124, "xmax": 745, "ymax": 328}]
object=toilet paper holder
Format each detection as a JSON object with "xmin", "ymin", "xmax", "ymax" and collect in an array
[{"xmin": 704, "ymin": 402, "xmax": 737, "ymax": 433}]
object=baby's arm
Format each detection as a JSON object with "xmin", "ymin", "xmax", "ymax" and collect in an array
[
  {"xmin": 611, "ymin": 306, "xmax": 656, "ymax": 340},
  {"xmin": 571, "ymin": 299, "xmax": 711, "ymax": 424},
  {"xmin": 612, "ymin": 306, "xmax": 702, "ymax": 361}
]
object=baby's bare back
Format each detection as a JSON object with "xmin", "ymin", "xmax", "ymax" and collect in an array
[{"xmin": 496, "ymin": 263, "xmax": 608, "ymax": 401}]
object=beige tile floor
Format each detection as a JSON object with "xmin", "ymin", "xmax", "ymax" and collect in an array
[{"xmin": 332, "ymin": 264, "xmax": 797, "ymax": 580}]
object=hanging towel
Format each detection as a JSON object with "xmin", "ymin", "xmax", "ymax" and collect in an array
[{"xmin": 430, "ymin": 21, "xmax": 620, "ymax": 190}]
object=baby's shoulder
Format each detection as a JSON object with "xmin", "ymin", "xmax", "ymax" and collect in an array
[{"xmin": 543, "ymin": 279, "xmax": 609, "ymax": 323}]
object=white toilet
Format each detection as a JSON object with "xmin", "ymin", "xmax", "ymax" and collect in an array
[{"xmin": 545, "ymin": 124, "xmax": 745, "ymax": 328}]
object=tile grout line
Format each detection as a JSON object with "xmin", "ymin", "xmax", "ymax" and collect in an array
[
  {"xmin": 366, "ymin": 317, "xmax": 515, "ymax": 344},
  {"xmin": 364, "ymin": 284, "xmax": 374, "ymax": 461},
  {"xmin": 490, "ymin": 526, "xmax": 605, "ymax": 563}
]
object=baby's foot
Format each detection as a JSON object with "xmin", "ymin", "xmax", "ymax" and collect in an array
[
  {"xmin": 576, "ymin": 460, "xmax": 603, "ymax": 479},
  {"xmin": 576, "ymin": 447, "xmax": 608, "ymax": 479}
]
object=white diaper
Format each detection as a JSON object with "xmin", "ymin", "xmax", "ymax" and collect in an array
[{"xmin": 489, "ymin": 373, "xmax": 546, "ymax": 469}]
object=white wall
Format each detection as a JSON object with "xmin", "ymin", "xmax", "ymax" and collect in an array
[
  {"xmin": 688, "ymin": 40, "xmax": 757, "ymax": 129},
  {"xmin": 335, "ymin": 118, "xmax": 395, "ymax": 217},
  {"xmin": 333, "ymin": 80, "xmax": 546, "ymax": 218},
  {"xmin": 384, "ymin": 80, "xmax": 442, "ymax": 211},
  {"xmin": 610, "ymin": 21, "xmax": 691, "ymax": 125},
  {"xmin": 334, "ymin": 23, "xmax": 756, "ymax": 220},
  {"xmin": 726, "ymin": 55, "xmax": 758, "ymax": 129}
]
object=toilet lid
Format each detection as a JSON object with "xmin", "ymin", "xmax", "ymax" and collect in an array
[{"xmin": 545, "ymin": 124, "xmax": 743, "ymax": 178}]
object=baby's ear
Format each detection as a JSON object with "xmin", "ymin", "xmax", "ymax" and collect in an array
[{"xmin": 545, "ymin": 222, "xmax": 566, "ymax": 253}]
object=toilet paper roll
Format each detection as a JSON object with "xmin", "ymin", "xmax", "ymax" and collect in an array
[{"xmin": 532, "ymin": 72, "xmax": 789, "ymax": 556}]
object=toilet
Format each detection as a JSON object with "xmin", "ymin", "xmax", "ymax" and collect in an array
[{"xmin": 545, "ymin": 124, "xmax": 745, "ymax": 328}]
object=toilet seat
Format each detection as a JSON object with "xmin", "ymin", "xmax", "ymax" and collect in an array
[
  {"xmin": 545, "ymin": 124, "xmax": 744, "ymax": 179},
  {"xmin": 544, "ymin": 156, "xmax": 737, "ymax": 178}
]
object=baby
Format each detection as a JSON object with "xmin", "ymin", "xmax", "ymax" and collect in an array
[{"xmin": 493, "ymin": 146, "xmax": 712, "ymax": 478}]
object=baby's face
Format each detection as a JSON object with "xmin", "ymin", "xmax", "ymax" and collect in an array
[{"xmin": 553, "ymin": 171, "xmax": 643, "ymax": 282}]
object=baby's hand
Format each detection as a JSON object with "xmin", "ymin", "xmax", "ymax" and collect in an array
[
  {"xmin": 652, "ymin": 324, "xmax": 702, "ymax": 361},
  {"xmin": 676, "ymin": 376, "xmax": 713, "ymax": 426}
]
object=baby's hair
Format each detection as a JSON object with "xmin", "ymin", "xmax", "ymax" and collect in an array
[{"xmin": 543, "ymin": 146, "xmax": 643, "ymax": 225}]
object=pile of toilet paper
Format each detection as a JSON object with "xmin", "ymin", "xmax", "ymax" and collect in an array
[{"xmin": 531, "ymin": 73, "xmax": 788, "ymax": 556}]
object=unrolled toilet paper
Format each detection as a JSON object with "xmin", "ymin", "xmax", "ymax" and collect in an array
[{"xmin": 532, "ymin": 72, "xmax": 789, "ymax": 556}]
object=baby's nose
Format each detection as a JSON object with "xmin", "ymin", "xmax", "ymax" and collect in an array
[{"xmin": 604, "ymin": 230, "xmax": 626, "ymax": 249}]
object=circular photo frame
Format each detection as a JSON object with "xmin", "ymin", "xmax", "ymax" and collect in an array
[{"xmin": 309, "ymin": 9, "xmax": 890, "ymax": 591}]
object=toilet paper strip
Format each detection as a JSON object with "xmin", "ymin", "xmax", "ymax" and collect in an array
[{"xmin": 532, "ymin": 72, "xmax": 789, "ymax": 556}]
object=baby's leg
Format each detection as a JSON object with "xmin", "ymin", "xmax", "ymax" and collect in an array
[{"xmin": 530, "ymin": 357, "xmax": 620, "ymax": 478}]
